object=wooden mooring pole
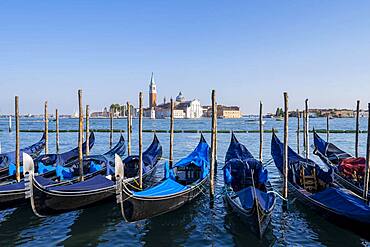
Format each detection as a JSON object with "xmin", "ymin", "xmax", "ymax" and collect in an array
[
  {"xmin": 127, "ymin": 102, "xmax": 131, "ymax": 156},
  {"xmin": 283, "ymin": 92, "xmax": 289, "ymax": 204},
  {"xmin": 303, "ymin": 110, "xmax": 306, "ymax": 155},
  {"xmin": 363, "ymin": 103, "xmax": 370, "ymax": 202},
  {"xmin": 8, "ymin": 116, "xmax": 12, "ymax": 132},
  {"xmin": 296, "ymin": 109, "xmax": 300, "ymax": 154},
  {"xmin": 210, "ymin": 90, "xmax": 217, "ymax": 198},
  {"xmin": 110, "ymin": 110, "xmax": 113, "ymax": 149},
  {"xmin": 55, "ymin": 109, "xmax": 59, "ymax": 153},
  {"xmin": 259, "ymin": 101, "xmax": 263, "ymax": 162},
  {"xmin": 355, "ymin": 100, "xmax": 360, "ymax": 158},
  {"xmin": 138, "ymin": 92, "xmax": 143, "ymax": 189},
  {"xmin": 78, "ymin": 90, "xmax": 84, "ymax": 181},
  {"xmin": 44, "ymin": 101, "xmax": 48, "ymax": 154},
  {"xmin": 326, "ymin": 113, "xmax": 330, "ymax": 142},
  {"xmin": 169, "ymin": 98, "xmax": 174, "ymax": 168},
  {"xmin": 15, "ymin": 96, "xmax": 20, "ymax": 182},
  {"xmin": 86, "ymin": 105, "xmax": 90, "ymax": 156},
  {"xmin": 305, "ymin": 99, "xmax": 309, "ymax": 160}
]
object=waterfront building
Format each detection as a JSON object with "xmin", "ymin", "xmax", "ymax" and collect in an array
[
  {"xmin": 176, "ymin": 100, "xmax": 203, "ymax": 118},
  {"xmin": 204, "ymin": 105, "xmax": 241, "ymax": 118},
  {"xmin": 218, "ymin": 106, "xmax": 241, "ymax": 118},
  {"xmin": 155, "ymin": 97, "xmax": 202, "ymax": 119},
  {"xmin": 91, "ymin": 107, "xmax": 110, "ymax": 118}
]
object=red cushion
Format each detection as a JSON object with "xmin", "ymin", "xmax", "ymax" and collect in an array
[{"xmin": 339, "ymin": 157, "xmax": 366, "ymax": 177}]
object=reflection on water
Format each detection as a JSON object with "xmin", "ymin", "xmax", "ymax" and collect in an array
[
  {"xmin": 62, "ymin": 202, "xmax": 121, "ymax": 246},
  {"xmin": 0, "ymin": 207, "xmax": 43, "ymax": 246},
  {"xmin": 223, "ymin": 209, "xmax": 276, "ymax": 247},
  {"xmin": 0, "ymin": 117, "xmax": 369, "ymax": 246}
]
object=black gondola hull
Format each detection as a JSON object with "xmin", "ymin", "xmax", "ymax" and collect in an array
[
  {"xmin": 119, "ymin": 177, "xmax": 207, "ymax": 222},
  {"xmin": 223, "ymin": 185, "xmax": 274, "ymax": 239},
  {"xmin": 287, "ymin": 181, "xmax": 370, "ymax": 240},
  {"xmin": 28, "ymin": 166, "xmax": 157, "ymax": 216},
  {"xmin": 0, "ymin": 189, "xmax": 26, "ymax": 210}
]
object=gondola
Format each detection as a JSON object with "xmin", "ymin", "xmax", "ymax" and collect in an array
[
  {"xmin": 223, "ymin": 133, "xmax": 275, "ymax": 239},
  {"xmin": 0, "ymin": 132, "xmax": 95, "ymax": 210},
  {"xmin": 116, "ymin": 134, "xmax": 210, "ymax": 222},
  {"xmin": 313, "ymin": 131, "xmax": 369, "ymax": 199},
  {"xmin": 0, "ymin": 133, "xmax": 46, "ymax": 175},
  {"xmin": 34, "ymin": 131, "xmax": 95, "ymax": 175},
  {"xmin": 271, "ymin": 132, "xmax": 370, "ymax": 238},
  {"xmin": 26, "ymin": 134, "xmax": 162, "ymax": 216}
]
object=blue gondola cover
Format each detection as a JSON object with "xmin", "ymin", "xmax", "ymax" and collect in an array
[
  {"xmin": 237, "ymin": 187, "xmax": 275, "ymax": 211},
  {"xmin": 52, "ymin": 175, "xmax": 114, "ymax": 192},
  {"xmin": 134, "ymin": 178, "xmax": 186, "ymax": 196}
]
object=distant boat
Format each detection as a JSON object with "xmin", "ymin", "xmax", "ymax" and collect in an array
[
  {"xmin": 245, "ymin": 119, "xmax": 266, "ymax": 125},
  {"xmin": 72, "ymin": 110, "xmax": 78, "ymax": 118},
  {"xmin": 275, "ymin": 117, "xmax": 283, "ymax": 121}
]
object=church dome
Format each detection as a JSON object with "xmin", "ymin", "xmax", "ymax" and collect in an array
[{"xmin": 176, "ymin": 91, "xmax": 185, "ymax": 102}]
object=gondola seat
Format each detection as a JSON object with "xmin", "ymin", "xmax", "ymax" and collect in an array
[
  {"xmin": 176, "ymin": 163, "xmax": 202, "ymax": 185},
  {"xmin": 300, "ymin": 166, "xmax": 317, "ymax": 192}
]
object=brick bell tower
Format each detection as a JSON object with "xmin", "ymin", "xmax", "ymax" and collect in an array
[{"xmin": 149, "ymin": 72, "xmax": 157, "ymax": 108}]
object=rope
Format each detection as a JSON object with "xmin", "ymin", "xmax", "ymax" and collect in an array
[
  {"xmin": 267, "ymin": 190, "xmax": 288, "ymax": 201},
  {"xmin": 125, "ymin": 180, "xmax": 143, "ymax": 191},
  {"xmin": 263, "ymin": 158, "xmax": 274, "ymax": 167}
]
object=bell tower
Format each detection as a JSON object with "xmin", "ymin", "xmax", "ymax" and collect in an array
[{"xmin": 149, "ymin": 72, "xmax": 157, "ymax": 108}]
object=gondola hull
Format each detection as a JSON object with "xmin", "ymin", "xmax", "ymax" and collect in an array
[
  {"xmin": 286, "ymin": 180, "xmax": 370, "ymax": 239},
  {"xmin": 0, "ymin": 189, "xmax": 26, "ymax": 210},
  {"xmin": 27, "ymin": 166, "xmax": 157, "ymax": 216},
  {"xmin": 0, "ymin": 133, "xmax": 96, "ymax": 211},
  {"xmin": 273, "ymin": 132, "xmax": 370, "ymax": 240},
  {"xmin": 117, "ymin": 177, "xmax": 208, "ymax": 222},
  {"xmin": 223, "ymin": 183, "xmax": 274, "ymax": 239}
]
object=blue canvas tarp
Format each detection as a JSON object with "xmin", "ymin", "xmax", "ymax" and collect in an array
[
  {"xmin": 174, "ymin": 135, "xmax": 210, "ymax": 179},
  {"xmin": 313, "ymin": 132, "xmax": 352, "ymax": 164},
  {"xmin": 37, "ymin": 162, "xmax": 56, "ymax": 174},
  {"xmin": 0, "ymin": 181, "xmax": 25, "ymax": 191},
  {"xmin": 133, "ymin": 178, "xmax": 186, "ymax": 197},
  {"xmin": 131, "ymin": 135, "xmax": 209, "ymax": 198},
  {"xmin": 34, "ymin": 176, "xmax": 57, "ymax": 186},
  {"xmin": 223, "ymin": 133, "xmax": 268, "ymax": 191},
  {"xmin": 51, "ymin": 175, "xmax": 114, "ymax": 192},
  {"xmin": 237, "ymin": 187, "xmax": 276, "ymax": 211},
  {"xmin": 0, "ymin": 175, "xmax": 55, "ymax": 191},
  {"xmin": 271, "ymin": 133, "xmax": 334, "ymax": 185},
  {"xmin": 310, "ymin": 187, "xmax": 370, "ymax": 224}
]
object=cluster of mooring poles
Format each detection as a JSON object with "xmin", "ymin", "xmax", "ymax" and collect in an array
[
  {"xmin": 11, "ymin": 90, "xmax": 370, "ymax": 207},
  {"xmin": 12, "ymin": 89, "xmax": 219, "ymax": 193},
  {"xmin": 282, "ymin": 95, "xmax": 370, "ymax": 205},
  {"xmin": 12, "ymin": 89, "xmax": 119, "ymax": 184}
]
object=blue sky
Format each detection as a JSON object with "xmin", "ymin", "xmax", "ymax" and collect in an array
[{"xmin": 1, "ymin": 0, "xmax": 370, "ymax": 114}]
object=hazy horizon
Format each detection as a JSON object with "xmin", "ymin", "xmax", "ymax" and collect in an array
[{"xmin": 1, "ymin": 1, "xmax": 370, "ymax": 115}]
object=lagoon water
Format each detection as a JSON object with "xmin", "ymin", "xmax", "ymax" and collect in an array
[{"xmin": 0, "ymin": 117, "xmax": 369, "ymax": 246}]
